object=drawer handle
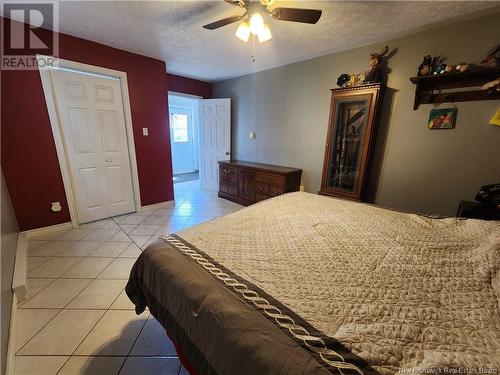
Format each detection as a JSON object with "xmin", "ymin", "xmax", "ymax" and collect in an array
[
  {"xmin": 258, "ymin": 187, "xmax": 263, "ymax": 191},
  {"xmin": 274, "ymin": 191, "xmax": 279, "ymax": 195},
  {"xmin": 224, "ymin": 168, "xmax": 231, "ymax": 174},
  {"xmin": 225, "ymin": 188, "xmax": 230, "ymax": 192}
]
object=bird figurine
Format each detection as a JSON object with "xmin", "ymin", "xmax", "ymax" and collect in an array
[
  {"xmin": 364, "ymin": 46, "xmax": 389, "ymax": 83},
  {"xmin": 418, "ymin": 55, "xmax": 433, "ymax": 76},
  {"xmin": 482, "ymin": 45, "xmax": 500, "ymax": 67}
]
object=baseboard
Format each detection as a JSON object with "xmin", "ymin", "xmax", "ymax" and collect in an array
[
  {"xmin": 139, "ymin": 200, "xmax": 174, "ymax": 214},
  {"xmin": 12, "ymin": 233, "xmax": 27, "ymax": 302},
  {"xmin": 4, "ymin": 293, "xmax": 18, "ymax": 375},
  {"xmin": 22, "ymin": 222, "xmax": 72, "ymax": 240}
]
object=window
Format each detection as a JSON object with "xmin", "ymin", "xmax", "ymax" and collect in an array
[{"xmin": 171, "ymin": 113, "xmax": 189, "ymax": 142}]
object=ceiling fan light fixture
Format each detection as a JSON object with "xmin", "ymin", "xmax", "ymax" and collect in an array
[
  {"xmin": 249, "ymin": 12, "xmax": 264, "ymax": 35},
  {"xmin": 258, "ymin": 24, "xmax": 272, "ymax": 43},
  {"xmin": 235, "ymin": 20, "xmax": 251, "ymax": 42}
]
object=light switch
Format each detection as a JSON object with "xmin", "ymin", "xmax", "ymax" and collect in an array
[
  {"xmin": 249, "ymin": 132, "xmax": 256, "ymax": 140},
  {"xmin": 142, "ymin": 128, "xmax": 149, "ymax": 136}
]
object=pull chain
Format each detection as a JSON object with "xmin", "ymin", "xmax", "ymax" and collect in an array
[{"xmin": 251, "ymin": 35, "xmax": 256, "ymax": 63}]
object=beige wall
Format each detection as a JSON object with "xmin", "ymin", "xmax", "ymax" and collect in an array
[
  {"xmin": 1, "ymin": 171, "xmax": 19, "ymax": 375},
  {"xmin": 214, "ymin": 12, "xmax": 500, "ymax": 216}
]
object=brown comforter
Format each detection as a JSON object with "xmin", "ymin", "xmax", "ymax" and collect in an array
[{"xmin": 126, "ymin": 192, "xmax": 500, "ymax": 375}]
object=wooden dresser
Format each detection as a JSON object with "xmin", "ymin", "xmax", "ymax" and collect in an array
[{"xmin": 218, "ymin": 160, "xmax": 302, "ymax": 205}]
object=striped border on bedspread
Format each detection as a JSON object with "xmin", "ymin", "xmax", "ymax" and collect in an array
[{"xmin": 162, "ymin": 234, "xmax": 378, "ymax": 375}]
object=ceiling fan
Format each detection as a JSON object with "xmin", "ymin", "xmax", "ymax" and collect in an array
[{"xmin": 202, "ymin": 0, "xmax": 322, "ymax": 43}]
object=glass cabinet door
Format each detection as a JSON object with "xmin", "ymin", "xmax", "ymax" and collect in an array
[{"xmin": 326, "ymin": 98, "xmax": 369, "ymax": 193}]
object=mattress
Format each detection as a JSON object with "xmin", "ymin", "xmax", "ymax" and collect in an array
[{"xmin": 126, "ymin": 192, "xmax": 500, "ymax": 375}]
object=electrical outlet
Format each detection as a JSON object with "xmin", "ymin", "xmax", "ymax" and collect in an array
[
  {"xmin": 249, "ymin": 132, "xmax": 256, "ymax": 139},
  {"xmin": 142, "ymin": 128, "xmax": 149, "ymax": 136},
  {"xmin": 51, "ymin": 202, "xmax": 62, "ymax": 212},
  {"xmin": 299, "ymin": 185, "xmax": 305, "ymax": 192}
]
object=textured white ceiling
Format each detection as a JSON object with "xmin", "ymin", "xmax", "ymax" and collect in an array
[{"xmin": 51, "ymin": 1, "xmax": 500, "ymax": 81}]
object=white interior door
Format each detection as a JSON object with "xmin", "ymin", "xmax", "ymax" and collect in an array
[
  {"xmin": 169, "ymin": 106, "xmax": 195, "ymax": 174},
  {"xmin": 199, "ymin": 98, "xmax": 231, "ymax": 191},
  {"xmin": 50, "ymin": 69, "xmax": 136, "ymax": 223}
]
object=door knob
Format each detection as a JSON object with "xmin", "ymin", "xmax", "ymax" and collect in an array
[{"xmin": 225, "ymin": 152, "xmax": 230, "ymax": 155}]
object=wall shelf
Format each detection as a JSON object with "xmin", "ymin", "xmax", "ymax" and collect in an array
[{"xmin": 409, "ymin": 66, "xmax": 500, "ymax": 110}]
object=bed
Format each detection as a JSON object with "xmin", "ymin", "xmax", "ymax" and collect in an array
[{"xmin": 126, "ymin": 192, "xmax": 500, "ymax": 375}]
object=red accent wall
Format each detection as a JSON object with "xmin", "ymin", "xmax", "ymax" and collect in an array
[
  {"xmin": 1, "ymin": 18, "xmax": 174, "ymax": 231},
  {"xmin": 167, "ymin": 73, "xmax": 212, "ymax": 98}
]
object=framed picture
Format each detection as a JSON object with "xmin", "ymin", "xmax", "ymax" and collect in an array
[
  {"xmin": 319, "ymin": 84, "xmax": 384, "ymax": 201},
  {"xmin": 428, "ymin": 108, "xmax": 457, "ymax": 129}
]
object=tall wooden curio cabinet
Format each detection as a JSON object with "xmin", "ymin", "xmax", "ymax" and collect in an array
[{"xmin": 319, "ymin": 84, "xmax": 384, "ymax": 201}]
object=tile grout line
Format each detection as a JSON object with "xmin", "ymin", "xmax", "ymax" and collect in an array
[
  {"xmin": 16, "ymin": 225, "xmax": 107, "ymax": 354},
  {"xmin": 116, "ymin": 313, "xmax": 151, "ymax": 375},
  {"xmin": 14, "ymin": 308, "xmax": 65, "ymax": 355},
  {"xmin": 18, "ymin": 184, "xmax": 241, "ymax": 373},
  {"xmin": 50, "ymin": 216, "xmax": 149, "ymax": 374},
  {"xmin": 24, "ymin": 255, "xmax": 53, "ymax": 274},
  {"xmin": 19, "ymin": 222, "xmax": 128, "ymax": 355},
  {"xmin": 53, "ymin": 218, "xmax": 135, "ymax": 375},
  {"xmin": 54, "ymin": 308, "xmax": 109, "ymax": 375}
]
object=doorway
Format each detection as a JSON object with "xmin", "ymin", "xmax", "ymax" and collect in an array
[
  {"xmin": 168, "ymin": 93, "xmax": 232, "ymax": 193},
  {"xmin": 168, "ymin": 93, "xmax": 200, "ymax": 184}
]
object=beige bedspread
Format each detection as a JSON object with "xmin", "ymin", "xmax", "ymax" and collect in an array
[{"xmin": 177, "ymin": 192, "xmax": 500, "ymax": 374}]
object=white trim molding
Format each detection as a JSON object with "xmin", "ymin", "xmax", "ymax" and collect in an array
[
  {"xmin": 12, "ymin": 233, "xmax": 27, "ymax": 302},
  {"xmin": 5, "ymin": 293, "xmax": 18, "ymax": 375},
  {"xmin": 6, "ymin": 233, "xmax": 29, "ymax": 375},
  {"xmin": 23, "ymin": 222, "xmax": 73, "ymax": 240},
  {"xmin": 37, "ymin": 55, "xmax": 142, "ymax": 228},
  {"xmin": 168, "ymin": 91, "xmax": 202, "ymax": 99}
]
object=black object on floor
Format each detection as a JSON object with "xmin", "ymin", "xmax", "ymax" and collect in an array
[
  {"xmin": 456, "ymin": 200, "xmax": 500, "ymax": 220},
  {"xmin": 173, "ymin": 171, "xmax": 199, "ymax": 184}
]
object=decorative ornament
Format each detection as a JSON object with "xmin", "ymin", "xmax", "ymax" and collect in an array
[
  {"xmin": 337, "ymin": 74, "xmax": 351, "ymax": 87},
  {"xmin": 418, "ymin": 55, "xmax": 433, "ymax": 76},
  {"xmin": 364, "ymin": 45, "xmax": 389, "ymax": 83}
]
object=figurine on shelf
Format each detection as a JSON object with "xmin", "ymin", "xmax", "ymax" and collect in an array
[
  {"xmin": 481, "ymin": 78, "xmax": 500, "ymax": 91},
  {"xmin": 363, "ymin": 45, "xmax": 389, "ymax": 83},
  {"xmin": 433, "ymin": 64, "xmax": 447, "ymax": 75},
  {"xmin": 430, "ymin": 56, "xmax": 440, "ymax": 74},
  {"xmin": 354, "ymin": 72, "xmax": 366, "ymax": 85},
  {"xmin": 482, "ymin": 45, "xmax": 500, "ymax": 67},
  {"xmin": 456, "ymin": 63, "xmax": 469, "ymax": 73},
  {"xmin": 337, "ymin": 73, "xmax": 351, "ymax": 87},
  {"xmin": 418, "ymin": 55, "xmax": 433, "ymax": 76},
  {"xmin": 445, "ymin": 64, "xmax": 456, "ymax": 73}
]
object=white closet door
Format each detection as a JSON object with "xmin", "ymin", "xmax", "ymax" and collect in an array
[
  {"xmin": 51, "ymin": 69, "xmax": 135, "ymax": 223},
  {"xmin": 199, "ymin": 98, "xmax": 231, "ymax": 191}
]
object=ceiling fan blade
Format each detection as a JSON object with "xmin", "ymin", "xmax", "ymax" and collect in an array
[
  {"xmin": 203, "ymin": 15, "xmax": 244, "ymax": 30},
  {"xmin": 271, "ymin": 7, "xmax": 322, "ymax": 24},
  {"xmin": 224, "ymin": 0, "xmax": 245, "ymax": 7}
]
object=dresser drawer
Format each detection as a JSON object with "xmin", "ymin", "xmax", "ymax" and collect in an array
[
  {"xmin": 219, "ymin": 165, "xmax": 238, "ymax": 183},
  {"xmin": 218, "ymin": 160, "xmax": 302, "ymax": 206},
  {"xmin": 255, "ymin": 182, "xmax": 268, "ymax": 195},
  {"xmin": 220, "ymin": 174, "xmax": 237, "ymax": 184},
  {"xmin": 255, "ymin": 173, "xmax": 285, "ymax": 186},
  {"xmin": 268, "ymin": 185, "xmax": 284, "ymax": 197},
  {"xmin": 219, "ymin": 182, "xmax": 237, "ymax": 197}
]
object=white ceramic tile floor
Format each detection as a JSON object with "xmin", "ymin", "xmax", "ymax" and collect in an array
[{"xmin": 14, "ymin": 180, "xmax": 242, "ymax": 374}]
